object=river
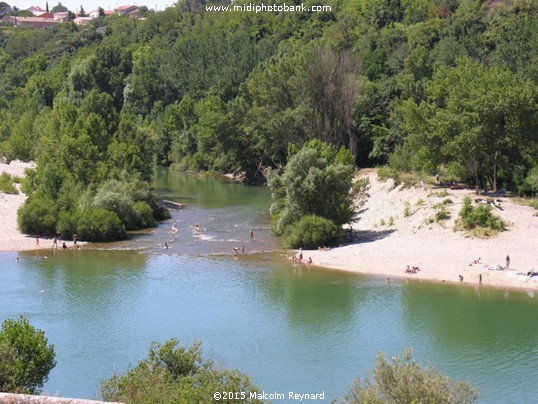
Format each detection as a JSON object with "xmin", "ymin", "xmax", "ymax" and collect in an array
[{"xmin": 1, "ymin": 168, "xmax": 537, "ymax": 403}]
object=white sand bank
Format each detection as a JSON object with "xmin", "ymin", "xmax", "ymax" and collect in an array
[
  {"xmin": 299, "ymin": 170, "xmax": 538, "ymax": 291},
  {"xmin": 0, "ymin": 161, "xmax": 39, "ymax": 251}
]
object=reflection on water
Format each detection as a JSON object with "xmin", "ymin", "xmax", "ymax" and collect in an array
[{"xmin": 1, "ymin": 170, "xmax": 538, "ymax": 403}]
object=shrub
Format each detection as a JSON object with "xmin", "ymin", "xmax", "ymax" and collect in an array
[
  {"xmin": 458, "ymin": 197, "xmax": 506, "ymax": 235},
  {"xmin": 403, "ymin": 202, "xmax": 411, "ymax": 218},
  {"xmin": 56, "ymin": 210, "xmax": 80, "ymax": 239},
  {"xmin": 17, "ymin": 196, "xmax": 58, "ymax": 236},
  {"xmin": 435, "ymin": 207, "xmax": 450, "ymax": 222},
  {"xmin": 0, "ymin": 172, "xmax": 18, "ymax": 194},
  {"xmin": 133, "ymin": 201, "xmax": 156, "ymax": 228},
  {"xmin": 77, "ymin": 209, "xmax": 126, "ymax": 242},
  {"xmin": 377, "ymin": 166, "xmax": 401, "ymax": 185},
  {"xmin": 339, "ymin": 350, "xmax": 479, "ymax": 403},
  {"xmin": 283, "ymin": 215, "xmax": 342, "ymax": 249},
  {"xmin": 93, "ymin": 187, "xmax": 138, "ymax": 230},
  {"xmin": 517, "ymin": 168, "xmax": 538, "ymax": 196},
  {"xmin": 100, "ymin": 339, "xmax": 263, "ymax": 403},
  {"xmin": 388, "ymin": 216, "xmax": 394, "ymax": 226}
]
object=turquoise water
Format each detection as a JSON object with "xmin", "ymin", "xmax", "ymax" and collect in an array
[{"xmin": 1, "ymin": 170, "xmax": 538, "ymax": 402}]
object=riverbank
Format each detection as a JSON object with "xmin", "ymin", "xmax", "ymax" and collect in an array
[
  {"xmin": 0, "ymin": 161, "xmax": 86, "ymax": 251},
  {"xmin": 302, "ymin": 170, "xmax": 538, "ymax": 291}
]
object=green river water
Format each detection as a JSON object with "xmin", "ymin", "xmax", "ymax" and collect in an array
[{"xmin": 1, "ymin": 168, "xmax": 537, "ymax": 403}]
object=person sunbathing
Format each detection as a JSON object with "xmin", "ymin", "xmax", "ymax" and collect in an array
[{"xmin": 469, "ymin": 258, "xmax": 481, "ymax": 265}]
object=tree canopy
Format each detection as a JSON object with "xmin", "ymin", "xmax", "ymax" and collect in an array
[
  {"xmin": 1, "ymin": 0, "xmax": 537, "ymax": 239},
  {"xmin": 99, "ymin": 339, "xmax": 264, "ymax": 404},
  {"xmin": 0, "ymin": 317, "xmax": 56, "ymax": 394}
]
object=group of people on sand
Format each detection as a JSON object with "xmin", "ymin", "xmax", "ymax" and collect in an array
[
  {"xmin": 35, "ymin": 233, "xmax": 78, "ymax": 250},
  {"xmin": 405, "ymin": 265, "xmax": 420, "ymax": 274},
  {"xmin": 292, "ymin": 248, "xmax": 313, "ymax": 265}
]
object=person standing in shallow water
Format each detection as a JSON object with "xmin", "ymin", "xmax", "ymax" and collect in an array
[{"xmin": 249, "ymin": 229, "xmax": 254, "ymax": 239}]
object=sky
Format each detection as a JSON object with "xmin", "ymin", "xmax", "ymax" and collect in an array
[{"xmin": 8, "ymin": 0, "xmax": 173, "ymax": 13}]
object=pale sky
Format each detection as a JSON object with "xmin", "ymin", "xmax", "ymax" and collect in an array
[{"xmin": 8, "ymin": 0, "xmax": 173, "ymax": 14}]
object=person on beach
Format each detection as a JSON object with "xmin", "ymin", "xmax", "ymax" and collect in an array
[
  {"xmin": 52, "ymin": 236, "xmax": 58, "ymax": 249},
  {"xmin": 479, "ymin": 274, "xmax": 482, "ymax": 285},
  {"xmin": 249, "ymin": 229, "xmax": 254, "ymax": 239},
  {"xmin": 62, "ymin": 242, "xmax": 67, "ymax": 249},
  {"xmin": 241, "ymin": 245, "xmax": 245, "ymax": 254},
  {"xmin": 73, "ymin": 233, "xmax": 78, "ymax": 248},
  {"xmin": 405, "ymin": 265, "xmax": 411, "ymax": 273},
  {"xmin": 232, "ymin": 247, "xmax": 239, "ymax": 257},
  {"xmin": 459, "ymin": 274, "xmax": 464, "ymax": 282},
  {"xmin": 386, "ymin": 277, "xmax": 390, "ymax": 284},
  {"xmin": 506, "ymin": 255, "xmax": 510, "ymax": 270},
  {"xmin": 307, "ymin": 257, "xmax": 312, "ymax": 265},
  {"xmin": 299, "ymin": 248, "xmax": 303, "ymax": 261},
  {"xmin": 35, "ymin": 235, "xmax": 40, "ymax": 247},
  {"xmin": 165, "ymin": 242, "xmax": 169, "ymax": 249}
]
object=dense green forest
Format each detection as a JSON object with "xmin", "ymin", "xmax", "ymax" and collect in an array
[{"xmin": 1, "ymin": 0, "xmax": 537, "ymax": 240}]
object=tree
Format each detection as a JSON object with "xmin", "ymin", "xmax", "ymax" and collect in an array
[
  {"xmin": 100, "ymin": 339, "xmax": 264, "ymax": 403},
  {"xmin": 0, "ymin": 1, "xmax": 12, "ymax": 17},
  {"xmin": 267, "ymin": 140, "xmax": 360, "ymax": 235},
  {"xmin": 0, "ymin": 317, "xmax": 56, "ymax": 394},
  {"xmin": 339, "ymin": 350, "xmax": 479, "ymax": 404},
  {"xmin": 400, "ymin": 58, "xmax": 538, "ymax": 191},
  {"xmin": 51, "ymin": 2, "xmax": 68, "ymax": 12}
]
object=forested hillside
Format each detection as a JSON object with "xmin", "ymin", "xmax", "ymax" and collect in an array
[{"xmin": 1, "ymin": 0, "xmax": 537, "ymax": 239}]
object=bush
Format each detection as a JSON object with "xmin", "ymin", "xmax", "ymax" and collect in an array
[
  {"xmin": 56, "ymin": 210, "xmax": 80, "ymax": 239},
  {"xmin": 0, "ymin": 172, "xmax": 18, "ymax": 194},
  {"xmin": 17, "ymin": 196, "xmax": 58, "ymax": 236},
  {"xmin": 93, "ymin": 187, "xmax": 138, "ymax": 230},
  {"xmin": 377, "ymin": 166, "xmax": 401, "ymax": 185},
  {"xmin": 77, "ymin": 209, "xmax": 127, "ymax": 242},
  {"xmin": 0, "ymin": 317, "xmax": 56, "ymax": 394},
  {"xmin": 458, "ymin": 197, "xmax": 506, "ymax": 235},
  {"xmin": 517, "ymin": 168, "xmax": 538, "ymax": 196},
  {"xmin": 100, "ymin": 339, "xmax": 263, "ymax": 404},
  {"xmin": 339, "ymin": 350, "xmax": 479, "ymax": 403},
  {"xmin": 133, "ymin": 201, "xmax": 156, "ymax": 228},
  {"xmin": 283, "ymin": 215, "xmax": 342, "ymax": 249}
]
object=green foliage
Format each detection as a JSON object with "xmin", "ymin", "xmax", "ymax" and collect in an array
[
  {"xmin": 457, "ymin": 196, "xmax": 506, "ymax": 236},
  {"xmin": 77, "ymin": 208, "xmax": 126, "ymax": 242},
  {"xmin": 388, "ymin": 216, "xmax": 394, "ymax": 226},
  {"xmin": 403, "ymin": 202, "xmax": 411, "ymax": 218},
  {"xmin": 0, "ymin": 172, "xmax": 18, "ymax": 194},
  {"xmin": 100, "ymin": 339, "xmax": 264, "ymax": 404},
  {"xmin": 133, "ymin": 201, "xmax": 156, "ymax": 228},
  {"xmin": 0, "ymin": 317, "xmax": 56, "ymax": 394},
  {"xmin": 518, "ymin": 168, "xmax": 538, "ymax": 197},
  {"xmin": 283, "ymin": 215, "xmax": 343, "ymax": 249},
  {"xmin": 2, "ymin": 0, "xmax": 538, "ymax": 234},
  {"xmin": 377, "ymin": 166, "xmax": 401, "ymax": 185},
  {"xmin": 17, "ymin": 195, "xmax": 58, "ymax": 236},
  {"xmin": 268, "ymin": 141, "xmax": 358, "ymax": 236},
  {"xmin": 339, "ymin": 349, "xmax": 479, "ymax": 403}
]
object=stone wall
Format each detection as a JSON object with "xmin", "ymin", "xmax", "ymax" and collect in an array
[{"xmin": 0, "ymin": 393, "xmax": 123, "ymax": 404}]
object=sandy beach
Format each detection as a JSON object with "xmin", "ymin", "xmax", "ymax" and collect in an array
[
  {"xmin": 0, "ymin": 161, "xmax": 40, "ymax": 251},
  {"xmin": 299, "ymin": 170, "xmax": 538, "ymax": 291}
]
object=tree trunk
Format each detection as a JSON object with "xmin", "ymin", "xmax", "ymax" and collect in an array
[
  {"xmin": 493, "ymin": 152, "xmax": 498, "ymax": 193},
  {"xmin": 348, "ymin": 128, "xmax": 358, "ymax": 165}
]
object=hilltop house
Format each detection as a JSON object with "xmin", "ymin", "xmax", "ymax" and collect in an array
[{"xmin": 1, "ymin": 16, "xmax": 59, "ymax": 27}]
